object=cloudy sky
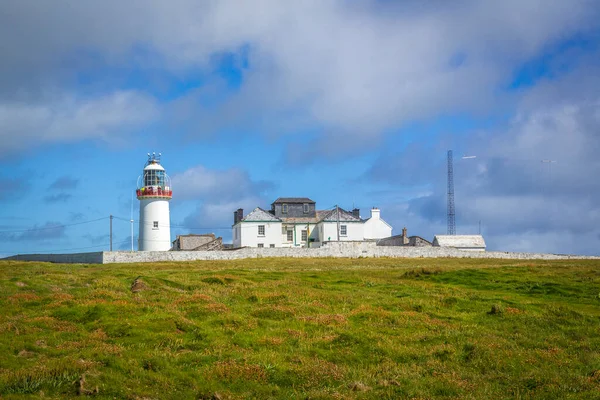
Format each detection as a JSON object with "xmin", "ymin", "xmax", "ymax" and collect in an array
[{"xmin": 1, "ymin": 0, "xmax": 599, "ymax": 256}]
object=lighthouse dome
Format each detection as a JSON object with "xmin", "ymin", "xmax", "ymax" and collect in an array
[{"xmin": 144, "ymin": 162, "xmax": 165, "ymax": 171}]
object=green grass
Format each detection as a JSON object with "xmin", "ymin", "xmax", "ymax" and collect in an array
[{"xmin": 1, "ymin": 258, "xmax": 599, "ymax": 399}]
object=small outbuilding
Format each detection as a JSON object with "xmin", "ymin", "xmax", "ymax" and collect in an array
[
  {"xmin": 432, "ymin": 235, "xmax": 486, "ymax": 252},
  {"xmin": 172, "ymin": 234, "xmax": 223, "ymax": 251},
  {"xmin": 377, "ymin": 227, "xmax": 432, "ymax": 247}
]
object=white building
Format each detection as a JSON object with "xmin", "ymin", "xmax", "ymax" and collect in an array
[
  {"xmin": 432, "ymin": 235, "xmax": 486, "ymax": 251},
  {"xmin": 363, "ymin": 208, "xmax": 393, "ymax": 239},
  {"xmin": 136, "ymin": 153, "xmax": 172, "ymax": 251},
  {"xmin": 232, "ymin": 208, "xmax": 282, "ymax": 248},
  {"xmin": 232, "ymin": 198, "xmax": 393, "ymax": 248},
  {"xmin": 316, "ymin": 208, "xmax": 364, "ymax": 243}
]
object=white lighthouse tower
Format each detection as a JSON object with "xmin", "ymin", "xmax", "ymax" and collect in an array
[{"xmin": 136, "ymin": 153, "xmax": 172, "ymax": 251}]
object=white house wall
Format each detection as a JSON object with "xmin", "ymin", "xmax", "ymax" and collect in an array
[
  {"xmin": 363, "ymin": 218, "xmax": 392, "ymax": 239},
  {"xmin": 320, "ymin": 221, "xmax": 364, "ymax": 242},
  {"xmin": 280, "ymin": 223, "xmax": 319, "ymax": 247},
  {"xmin": 237, "ymin": 221, "xmax": 282, "ymax": 248}
]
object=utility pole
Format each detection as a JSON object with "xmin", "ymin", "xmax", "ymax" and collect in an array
[
  {"xmin": 130, "ymin": 191, "xmax": 134, "ymax": 252},
  {"xmin": 109, "ymin": 215, "xmax": 113, "ymax": 251},
  {"xmin": 130, "ymin": 219, "xmax": 134, "ymax": 251},
  {"xmin": 336, "ymin": 205, "xmax": 340, "ymax": 242},
  {"xmin": 447, "ymin": 150, "xmax": 456, "ymax": 235}
]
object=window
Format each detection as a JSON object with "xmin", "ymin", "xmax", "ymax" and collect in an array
[
  {"xmin": 153, "ymin": 221, "xmax": 159, "ymax": 230},
  {"xmin": 258, "ymin": 243, "xmax": 264, "ymax": 248},
  {"xmin": 340, "ymin": 225, "xmax": 347, "ymax": 236},
  {"xmin": 144, "ymin": 170, "xmax": 165, "ymax": 187},
  {"xmin": 258, "ymin": 225, "xmax": 265, "ymax": 236},
  {"xmin": 270, "ymin": 244, "xmax": 275, "ymax": 248},
  {"xmin": 282, "ymin": 204, "xmax": 288, "ymax": 214},
  {"xmin": 301, "ymin": 230, "xmax": 308, "ymax": 242},
  {"xmin": 287, "ymin": 230, "xmax": 293, "ymax": 242},
  {"xmin": 303, "ymin": 203, "xmax": 309, "ymax": 213}
]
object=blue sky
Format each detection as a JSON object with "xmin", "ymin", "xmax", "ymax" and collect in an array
[{"xmin": 1, "ymin": 0, "xmax": 600, "ymax": 256}]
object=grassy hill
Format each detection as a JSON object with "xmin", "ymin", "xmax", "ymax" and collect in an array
[{"xmin": 1, "ymin": 258, "xmax": 599, "ymax": 399}]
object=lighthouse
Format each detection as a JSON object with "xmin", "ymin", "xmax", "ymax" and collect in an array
[{"xmin": 136, "ymin": 153, "xmax": 172, "ymax": 251}]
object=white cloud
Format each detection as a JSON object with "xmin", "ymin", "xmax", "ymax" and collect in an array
[
  {"xmin": 0, "ymin": 91, "xmax": 158, "ymax": 152},
  {"xmin": 364, "ymin": 62, "xmax": 600, "ymax": 255},
  {"xmin": 1, "ymin": 1, "xmax": 597, "ymax": 153},
  {"xmin": 171, "ymin": 164, "xmax": 276, "ymax": 238},
  {"xmin": 161, "ymin": 0, "xmax": 597, "ymax": 150},
  {"xmin": 171, "ymin": 165, "xmax": 275, "ymax": 202}
]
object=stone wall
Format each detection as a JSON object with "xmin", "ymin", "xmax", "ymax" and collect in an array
[
  {"xmin": 3, "ymin": 252, "xmax": 104, "ymax": 264},
  {"xmin": 102, "ymin": 241, "xmax": 597, "ymax": 264},
  {"xmin": 4, "ymin": 242, "xmax": 597, "ymax": 264}
]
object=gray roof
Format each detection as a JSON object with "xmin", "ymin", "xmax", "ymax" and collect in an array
[
  {"xmin": 241, "ymin": 207, "xmax": 281, "ymax": 222},
  {"xmin": 278, "ymin": 209, "xmax": 362, "ymax": 224},
  {"xmin": 272, "ymin": 197, "xmax": 315, "ymax": 204},
  {"xmin": 379, "ymin": 234, "xmax": 431, "ymax": 243},
  {"xmin": 433, "ymin": 235, "xmax": 486, "ymax": 248},
  {"xmin": 280, "ymin": 217, "xmax": 321, "ymax": 224},
  {"xmin": 319, "ymin": 208, "xmax": 362, "ymax": 222}
]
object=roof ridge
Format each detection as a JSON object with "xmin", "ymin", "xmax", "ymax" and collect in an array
[{"xmin": 241, "ymin": 207, "xmax": 281, "ymax": 222}]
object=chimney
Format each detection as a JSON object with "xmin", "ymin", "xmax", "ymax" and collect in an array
[
  {"xmin": 234, "ymin": 208, "xmax": 243, "ymax": 224},
  {"xmin": 370, "ymin": 208, "xmax": 380, "ymax": 220},
  {"xmin": 352, "ymin": 208, "xmax": 360, "ymax": 219},
  {"xmin": 402, "ymin": 227, "xmax": 408, "ymax": 245}
]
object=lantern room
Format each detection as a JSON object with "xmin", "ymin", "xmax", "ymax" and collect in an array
[{"xmin": 136, "ymin": 153, "xmax": 172, "ymax": 199}]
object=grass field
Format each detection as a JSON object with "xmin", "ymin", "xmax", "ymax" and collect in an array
[{"xmin": 1, "ymin": 258, "xmax": 599, "ymax": 399}]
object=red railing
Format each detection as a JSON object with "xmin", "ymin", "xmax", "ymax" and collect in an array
[{"xmin": 136, "ymin": 187, "xmax": 173, "ymax": 198}]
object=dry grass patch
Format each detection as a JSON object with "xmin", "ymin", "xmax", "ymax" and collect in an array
[
  {"xmin": 298, "ymin": 314, "xmax": 348, "ymax": 325},
  {"xmin": 292, "ymin": 357, "xmax": 346, "ymax": 387},
  {"xmin": 7, "ymin": 293, "xmax": 40, "ymax": 303},
  {"xmin": 204, "ymin": 303, "xmax": 230, "ymax": 313},
  {"xmin": 28, "ymin": 316, "xmax": 78, "ymax": 332},
  {"xmin": 258, "ymin": 336, "xmax": 285, "ymax": 346},
  {"xmin": 251, "ymin": 305, "xmax": 295, "ymax": 320},
  {"xmin": 210, "ymin": 360, "xmax": 267, "ymax": 383},
  {"xmin": 51, "ymin": 292, "xmax": 74, "ymax": 302}
]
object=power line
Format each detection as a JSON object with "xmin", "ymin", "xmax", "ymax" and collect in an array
[
  {"xmin": 0, "ymin": 217, "xmax": 109, "ymax": 234},
  {"xmin": 4, "ymin": 239, "xmax": 132, "ymax": 255},
  {"xmin": 112, "ymin": 216, "xmax": 232, "ymax": 231}
]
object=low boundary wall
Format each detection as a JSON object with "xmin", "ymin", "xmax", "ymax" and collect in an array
[
  {"xmin": 3, "ymin": 252, "xmax": 104, "ymax": 264},
  {"xmin": 3, "ymin": 242, "xmax": 597, "ymax": 264}
]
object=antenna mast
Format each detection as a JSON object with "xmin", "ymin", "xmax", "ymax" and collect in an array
[{"xmin": 447, "ymin": 150, "xmax": 456, "ymax": 235}]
